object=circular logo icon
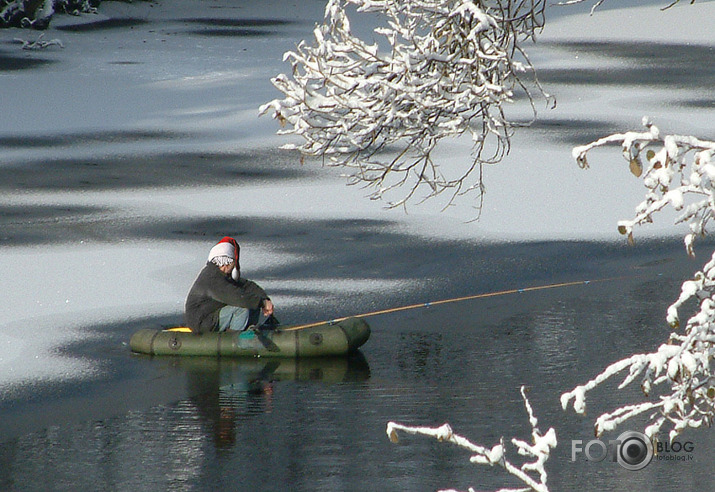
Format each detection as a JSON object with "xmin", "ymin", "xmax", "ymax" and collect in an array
[{"xmin": 617, "ymin": 431, "xmax": 653, "ymax": 471}]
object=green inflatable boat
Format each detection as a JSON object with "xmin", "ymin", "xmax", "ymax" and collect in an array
[{"xmin": 130, "ymin": 317, "xmax": 370, "ymax": 358}]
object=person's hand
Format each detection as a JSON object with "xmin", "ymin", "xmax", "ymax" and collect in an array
[{"xmin": 262, "ymin": 299, "xmax": 274, "ymax": 317}]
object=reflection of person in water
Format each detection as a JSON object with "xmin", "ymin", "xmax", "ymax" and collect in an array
[
  {"xmin": 181, "ymin": 355, "xmax": 371, "ymax": 449},
  {"xmin": 186, "ymin": 368, "xmax": 234, "ymax": 448},
  {"xmin": 184, "ymin": 361, "xmax": 274, "ymax": 449}
]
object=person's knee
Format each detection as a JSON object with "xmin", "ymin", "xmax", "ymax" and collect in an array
[{"xmin": 218, "ymin": 305, "xmax": 250, "ymax": 331}]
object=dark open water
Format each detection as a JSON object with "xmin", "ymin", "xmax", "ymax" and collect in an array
[{"xmin": 1, "ymin": 238, "xmax": 713, "ymax": 491}]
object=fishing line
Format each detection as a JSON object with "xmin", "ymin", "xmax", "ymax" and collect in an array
[{"xmin": 283, "ymin": 275, "xmax": 635, "ymax": 331}]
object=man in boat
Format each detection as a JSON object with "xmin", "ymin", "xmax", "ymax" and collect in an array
[{"xmin": 185, "ymin": 237, "xmax": 274, "ymax": 333}]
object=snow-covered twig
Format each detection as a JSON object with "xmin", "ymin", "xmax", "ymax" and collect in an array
[
  {"xmin": 54, "ymin": 0, "xmax": 98, "ymax": 17},
  {"xmin": 554, "ymin": 0, "xmax": 688, "ymax": 15},
  {"xmin": 387, "ymin": 386, "xmax": 557, "ymax": 492},
  {"xmin": 260, "ymin": 0, "xmax": 550, "ymax": 215},
  {"xmin": 0, "ymin": 0, "xmax": 53, "ymax": 29},
  {"xmin": 565, "ymin": 118, "xmax": 715, "ymax": 441},
  {"xmin": 1, "ymin": 0, "xmax": 97, "ymax": 29},
  {"xmin": 15, "ymin": 33, "xmax": 64, "ymax": 50},
  {"xmin": 554, "ymin": 0, "xmax": 606, "ymax": 16}
]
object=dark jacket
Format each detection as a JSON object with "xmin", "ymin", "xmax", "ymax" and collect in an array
[{"xmin": 185, "ymin": 262, "xmax": 268, "ymax": 333}]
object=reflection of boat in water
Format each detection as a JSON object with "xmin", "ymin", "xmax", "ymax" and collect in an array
[
  {"xmin": 130, "ymin": 317, "xmax": 370, "ymax": 358},
  {"xmin": 173, "ymin": 350, "xmax": 371, "ymax": 386},
  {"xmin": 176, "ymin": 352, "xmax": 371, "ymax": 448}
]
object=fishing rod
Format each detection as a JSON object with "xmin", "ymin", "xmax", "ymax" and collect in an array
[{"xmin": 282, "ymin": 275, "xmax": 631, "ymax": 332}]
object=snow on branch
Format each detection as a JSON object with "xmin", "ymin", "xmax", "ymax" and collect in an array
[
  {"xmin": 260, "ymin": 0, "xmax": 550, "ymax": 214},
  {"xmin": 564, "ymin": 118, "xmax": 715, "ymax": 442},
  {"xmin": 554, "ymin": 0, "xmax": 689, "ymax": 15},
  {"xmin": 387, "ymin": 386, "xmax": 557, "ymax": 492},
  {"xmin": 14, "ymin": 33, "xmax": 64, "ymax": 50},
  {"xmin": 1, "ymin": 0, "xmax": 98, "ymax": 29}
]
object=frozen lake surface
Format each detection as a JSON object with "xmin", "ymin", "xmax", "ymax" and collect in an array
[{"xmin": 0, "ymin": 0, "xmax": 713, "ymax": 490}]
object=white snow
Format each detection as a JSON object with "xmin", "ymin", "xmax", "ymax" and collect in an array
[{"xmin": 0, "ymin": 0, "xmax": 713, "ymax": 394}]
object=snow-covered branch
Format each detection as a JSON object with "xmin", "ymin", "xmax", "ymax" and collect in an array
[
  {"xmin": 260, "ymin": 0, "xmax": 549, "ymax": 214},
  {"xmin": 564, "ymin": 118, "xmax": 715, "ymax": 442},
  {"xmin": 1, "ymin": 0, "xmax": 97, "ymax": 29},
  {"xmin": 1, "ymin": 0, "xmax": 53, "ymax": 28},
  {"xmin": 554, "ymin": 0, "xmax": 690, "ymax": 15},
  {"xmin": 387, "ymin": 386, "xmax": 557, "ymax": 492},
  {"xmin": 14, "ymin": 33, "xmax": 64, "ymax": 50}
]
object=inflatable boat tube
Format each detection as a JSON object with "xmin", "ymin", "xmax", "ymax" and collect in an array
[{"xmin": 130, "ymin": 317, "xmax": 370, "ymax": 358}]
